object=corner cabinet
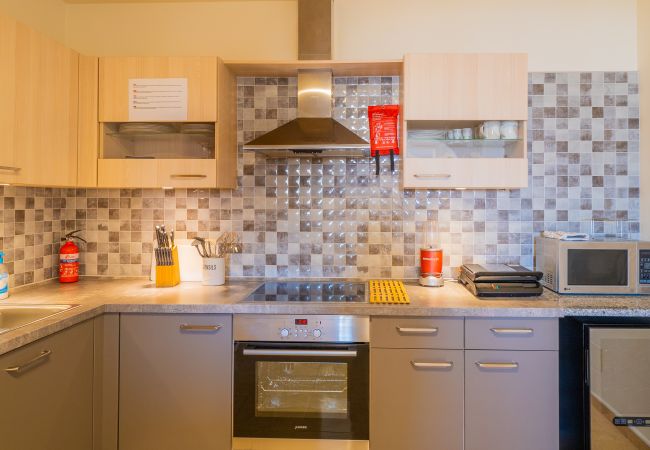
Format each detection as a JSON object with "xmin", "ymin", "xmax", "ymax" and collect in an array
[
  {"xmin": 119, "ymin": 314, "xmax": 233, "ymax": 450},
  {"xmin": 0, "ymin": 320, "xmax": 94, "ymax": 450},
  {"xmin": 0, "ymin": 11, "xmax": 79, "ymax": 187},
  {"xmin": 401, "ymin": 53, "xmax": 529, "ymax": 189},
  {"xmin": 95, "ymin": 56, "xmax": 237, "ymax": 189}
]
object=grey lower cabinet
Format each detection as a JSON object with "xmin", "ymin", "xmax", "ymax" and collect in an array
[
  {"xmin": 370, "ymin": 317, "xmax": 559, "ymax": 450},
  {"xmin": 465, "ymin": 317, "xmax": 559, "ymax": 450},
  {"xmin": 371, "ymin": 348, "xmax": 464, "ymax": 450},
  {"xmin": 119, "ymin": 313, "xmax": 232, "ymax": 450},
  {"xmin": 0, "ymin": 320, "xmax": 94, "ymax": 450},
  {"xmin": 465, "ymin": 350, "xmax": 559, "ymax": 450}
]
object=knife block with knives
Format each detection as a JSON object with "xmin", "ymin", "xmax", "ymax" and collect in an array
[
  {"xmin": 155, "ymin": 246, "xmax": 180, "ymax": 287},
  {"xmin": 154, "ymin": 225, "xmax": 180, "ymax": 288}
]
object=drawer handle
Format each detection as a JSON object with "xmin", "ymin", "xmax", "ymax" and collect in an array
[
  {"xmin": 0, "ymin": 166, "xmax": 21, "ymax": 173},
  {"xmin": 475, "ymin": 361, "xmax": 519, "ymax": 370},
  {"xmin": 490, "ymin": 328, "xmax": 534, "ymax": 335},
  {"xmin": 411, "ymin": 361, "xmax": 453, "ymax": 369},
  {"xmin": 413, "ymin": 174, "xmax": 451, "ymax": 179},
  {"xmin": 5, "ymin": 349, "xmax": 52, "ymax": 375},
  {"xmin": 180, "ymin": 324, "xmax": 222, "ymax": 332},
  {"xmin": 170, "ymin": 174, "xmax": 207, "ymax": 179},
  {"xmin": 396, "ymin": 326, "xmax": 439, "ymax": 335}
]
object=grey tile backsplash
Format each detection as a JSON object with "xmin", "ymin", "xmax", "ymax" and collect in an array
[{"xmin": 0, "ymin": 72, "xmax": 640, "ymax": 287}]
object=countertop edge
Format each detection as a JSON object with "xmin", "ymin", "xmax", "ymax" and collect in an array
[{"xmin": 1, "ymin": 278, "xmax": 650, "ymax": 356}]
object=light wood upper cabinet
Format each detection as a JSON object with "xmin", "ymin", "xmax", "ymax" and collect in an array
[
  {"xmin": 401, "ymin": 53, "xmax": 529, "ymax": 189},
  {"xmin": 0, "ymin": 12, "xmax": 79, "ymax": 187},
  {"xmin": 96, "ymin": 57, "xmax": 237, "ymax": 189},
  {"xmin": 78, "ymin": 55, "xmax": 100, "ymax": 188},
  {"xmin": 0, "ymin": 13, "xmax": 18, "ymax": 183},
  {"xmin": 99, "ymin": 56, "xmax": 217, "ymax": 122},
  {"xmin": 404, "ymin": 53, "xmax": 528, "ymax": 121}
]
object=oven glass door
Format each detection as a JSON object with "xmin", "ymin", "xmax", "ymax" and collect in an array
[
  {"xmin": 588, "ymin": 327, "xmax": 650, "ymax": 449},
  {"xmin": 234, "ymin": 342, "xmax": 369, "ymax": 440}
]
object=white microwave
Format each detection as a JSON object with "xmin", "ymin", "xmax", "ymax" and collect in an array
[{"xmin": 534, "ymin": 237, "xmax": 650, "ymax": 295}]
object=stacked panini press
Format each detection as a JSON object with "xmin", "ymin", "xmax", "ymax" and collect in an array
[{"xmin": 459, "ymin": 264, "xmax": 544, "ymax": 297}]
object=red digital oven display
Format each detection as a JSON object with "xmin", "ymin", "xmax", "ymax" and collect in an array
[{"xmin": 295, "ymin": 319, "xmax": 308, "ymax": 325}]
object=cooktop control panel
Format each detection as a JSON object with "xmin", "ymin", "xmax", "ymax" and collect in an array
[{"xmin": 233, "ymin": 315, "xmax": 370, "ymax": 343}]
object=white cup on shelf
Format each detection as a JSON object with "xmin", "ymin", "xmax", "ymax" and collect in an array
[
  {"xmin": 462, "ymin": 128, "xmax": 473, "ymax": 139},
  {"xmin": 500, "ymin": 121, "xmax": 519, "ymax": 139},
  {"xmin": 479, "ymin": 121, "xmax": 501, "ymax": 140}
]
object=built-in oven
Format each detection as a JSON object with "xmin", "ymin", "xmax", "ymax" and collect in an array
[{"xmin": 232, "ymin": 315, "xmax": 369, "ymax": 450}]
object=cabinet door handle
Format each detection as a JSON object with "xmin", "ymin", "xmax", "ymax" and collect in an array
[
  {"xmin": 170, "ymin": 174, "xmax": 207, "ymax": 179},
  {"xmin": 5, "ymin": 349, "xmax": 52, "ymax": 375},
  {"xmin": 396, "ymin": 326, "xmax": 439, "ymax": 335},
  {"xmin": 411, "ymin": 360, "xmax": 453, "ymax": 369},
  {"xmin": 0, "ymin": 166, "xmax": 21, "ymax": 173},
  {"xmin": 475, "ymin": 361, "xmax": 519, "ymax": 370},
  {"xmin": 413, "ymin": 174, "xmax": 451, "ymax": 179},
  {"xmin": 180, "ymin": 324, "xmax": 222, "ymax": 332},
  {"xmin": 490, "ymin": 328, "xmax": 534, "ymax": 335}
]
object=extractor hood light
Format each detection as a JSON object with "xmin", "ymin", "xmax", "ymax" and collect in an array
[{"xmin": 298, "ymin": 88, "xmax": 331, "ymax": 96}]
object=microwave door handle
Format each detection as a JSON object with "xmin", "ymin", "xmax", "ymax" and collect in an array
[{"xmin": 242, "ymin": 349, "xmax": 358, "ymax": 358}]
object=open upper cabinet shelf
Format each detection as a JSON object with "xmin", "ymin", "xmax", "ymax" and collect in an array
[{"xmin": 401, "ymin": 53, "xmax": 529, "ymax": 190}]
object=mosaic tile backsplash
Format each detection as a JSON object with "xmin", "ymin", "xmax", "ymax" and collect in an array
[{"xmin": 0, "ymin": 72, "xmax": 640, "ymax": 287}]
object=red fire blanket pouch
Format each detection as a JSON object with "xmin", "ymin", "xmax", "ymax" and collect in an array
[{"xmin": 368, "ymin": 105, "xmax": 400, "ymax": 175}]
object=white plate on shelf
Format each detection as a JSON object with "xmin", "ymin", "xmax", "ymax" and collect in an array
[
  {"xmin": 180, "ymin": 123, "xmax": 215, "ymax": 135},
  {"xmin": 407, "ymin": 129, "xmax": 447, "ymax": 140},
  {"xmin": 119, "ymin": 123, "xmax": 176, "ymax": 135}
]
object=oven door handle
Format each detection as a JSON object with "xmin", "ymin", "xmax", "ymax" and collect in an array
[{"xmin": 242, "ymin": 349, "xmax": 358, "ymax": 357}]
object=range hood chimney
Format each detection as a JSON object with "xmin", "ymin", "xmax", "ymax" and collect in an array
[{"xmin": 243, "ymin": 0, "xmax": 369, "ymax": 156}]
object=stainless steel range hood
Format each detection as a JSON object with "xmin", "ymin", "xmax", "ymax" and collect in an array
[{"xmin": 242, "ymin": 0, "xmax": 369, "ymax": 157}]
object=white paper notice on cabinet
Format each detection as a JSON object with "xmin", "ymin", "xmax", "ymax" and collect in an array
[{"xmin": 128, "ymin": 78, "xmax": 188, "ymax": 121}]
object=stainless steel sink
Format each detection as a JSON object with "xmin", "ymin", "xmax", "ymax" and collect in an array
[{"xmin": 0, "ymin": 304, "xmax": 79, "ymax": 334}]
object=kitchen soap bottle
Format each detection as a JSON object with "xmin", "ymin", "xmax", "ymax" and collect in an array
[{"xmin": 0, "ymin": 252, "xmax": 8, "ymax": 299}]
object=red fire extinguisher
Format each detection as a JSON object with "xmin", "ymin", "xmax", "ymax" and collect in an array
[{"xmin": 59, "ymin": 230, "xmax": 87, "ymax": 283}]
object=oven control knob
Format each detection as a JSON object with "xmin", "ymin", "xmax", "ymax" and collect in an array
[
  {"xmin": 280, "ymin": 328, "xmax": 290, "ymax": 338},
  {"xmin": 312, "ymin": 329, "xmax": 322, "ymax": 338}
]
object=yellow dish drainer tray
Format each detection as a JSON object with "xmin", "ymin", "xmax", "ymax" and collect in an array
[{"xmin": 369, "ymin": 280, "xmax": 410, "ymax": 304}]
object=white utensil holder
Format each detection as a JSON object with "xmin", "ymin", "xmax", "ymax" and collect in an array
[{"xmin": 202, "ymin": 257, "xmax": 225, "ymax": 286}]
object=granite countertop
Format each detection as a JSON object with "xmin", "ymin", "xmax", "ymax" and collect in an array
[{"xmin": 0, "ymin": 277, "xmax": 649, "ymax": 356}]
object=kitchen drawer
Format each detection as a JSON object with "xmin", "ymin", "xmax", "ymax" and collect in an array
[
  {"xmin": 465, "ymin": 318, "xmax": 558, "ymax": 350},
  {"xmin": 371, "ymin": 317, "xmax": 463, "ymax": 349}
]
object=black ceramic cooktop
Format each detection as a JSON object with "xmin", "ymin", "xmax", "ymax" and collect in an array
[{"xmin": 243, "ymin": 281, "xmax": 367, "ymax": 303}]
